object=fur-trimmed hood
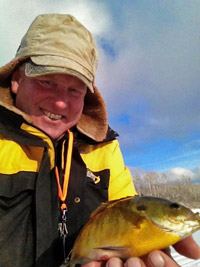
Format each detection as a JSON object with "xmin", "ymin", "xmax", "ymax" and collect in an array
[{"xmin": 0, "ymin": 58, "xmax": 108, "ymax": 142}]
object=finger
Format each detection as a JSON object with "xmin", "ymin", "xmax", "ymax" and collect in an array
[
  {"xmin": 146, "ymin": 250, "xmax": 180, "ymax": 267},
  {"xmin": 162, "ymin": 248, "xmax": 171, "ymax": 258},
  {"xmin": 81, "ymin": 260, "xmax": 104, "ymax": 267},
  {"xmin": 105, "ymin": 257, "xmax": 123, "ymax": 267},
  {"xmin": 173, "ymin": 236, "xmax": 200, "ymax": 259},
  {"xmin": 124, "ymin": 257, "xmax": 146, "ymax": 267}
]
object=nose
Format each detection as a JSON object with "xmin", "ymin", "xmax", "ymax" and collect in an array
[
  {"xmin": 54, "ymin": 100, "xmax": 68, "ymax": 110},
  {"xmin": 50, "ymin": 90, "xmax": 68, "ymax": 110}
]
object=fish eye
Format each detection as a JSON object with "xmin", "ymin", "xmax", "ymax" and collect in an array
[
  {"xmin": 170, "ymin": 203, "xmax": 180, "ymax": 210},
  {"xmin": 137, "ymin": 205, "xmax": 146, "ymax": 211}
]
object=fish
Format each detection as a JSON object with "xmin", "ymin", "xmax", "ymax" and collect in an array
[{"xmin": 68, "ymin": 195, "xmax": 200, "ymax": 266}]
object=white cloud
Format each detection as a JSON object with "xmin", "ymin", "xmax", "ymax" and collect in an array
[
  {"xmin": 1, "ymin": 0, "xmax": 200, "ymax": 170},
  {"xmin": 193, "ymin": 166, "xmax": 200, "ymax": 183},
  {"xmin": 95, "ymin": 1, "xmax": 200, "ymax": 148},
  {"xmin": 0, "ymin": 0, "xmax": 111, "ymax": 65},
  {"xmin": 167, "ymin": 167, "xmax": 194, "ymax": 179},
  {"xmin": 164, "ymin": 166, "xmax": 200, "ymax": 184},
  {"xmin": 129, "ymin": 165, "xmax": 200, "ymax": 184}
]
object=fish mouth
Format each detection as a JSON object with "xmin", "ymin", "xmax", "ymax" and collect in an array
[{"xmin": 152, "ymin": 216, "xmax": 200, "ymax": 238}]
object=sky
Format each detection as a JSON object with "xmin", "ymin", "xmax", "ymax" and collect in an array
[{"xmin": 0, "ymin": 0, "xmax": 200, "ymax": 183}]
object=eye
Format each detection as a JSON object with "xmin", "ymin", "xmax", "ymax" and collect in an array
[
  {"xmin": 38, "ymin": 79, "xmax": 55, "ymax": 88},
  {"xmin": 136, "ymin": 205, "xmax": 146, "ymax": 211},
  {"xmin": 68, "ymin": 87, "xmax": 82, "ymax": 96},
  {"xmin": 170, "ymin": 203, "xmax": 180, "ymax": 210}
]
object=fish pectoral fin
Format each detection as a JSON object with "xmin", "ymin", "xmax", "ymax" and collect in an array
[{"xmin": 95, "ymin": 246, "xmax": 129, "ymax": 251}]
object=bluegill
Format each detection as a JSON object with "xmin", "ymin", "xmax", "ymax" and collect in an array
[{"xmin": 69, "ymin": 196, "xmax": 200, "ymax": 266}]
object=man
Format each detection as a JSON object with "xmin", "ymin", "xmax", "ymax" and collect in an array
[{"xmin": 0, "ymin": 14, "xmax": 199, "ymax": 267}]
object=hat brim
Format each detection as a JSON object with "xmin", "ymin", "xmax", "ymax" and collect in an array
[
  {"xmin": 0, "ymin": 56, "xmax": 94, "ymax": 93},
  {"xmin": 25, "ymin": 59, "xmax": 94, "ymax": 93}
]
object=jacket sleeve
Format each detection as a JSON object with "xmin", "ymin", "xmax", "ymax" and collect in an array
[{"xmin": 108, "ymin": 140, "xmax": 137, "ymax": 200}]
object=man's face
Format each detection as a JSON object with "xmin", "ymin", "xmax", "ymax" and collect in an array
[{"xmin": 11, "ymin": 70, "xmax": 87, "ymax": 140}]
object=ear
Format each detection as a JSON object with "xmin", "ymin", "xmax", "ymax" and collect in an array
[{"xmin": 10, "ymin": 69, "xmax": 21, "ymax": 94}]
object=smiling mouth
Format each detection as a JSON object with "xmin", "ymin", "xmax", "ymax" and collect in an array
[{"xmin": 41, "ymin": 109, "xmax": 62, "ymax": 120}]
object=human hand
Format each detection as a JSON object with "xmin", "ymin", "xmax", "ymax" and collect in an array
[{"xmin": 81, "ymin": 236, "xmax": 200, "ymax": 267}]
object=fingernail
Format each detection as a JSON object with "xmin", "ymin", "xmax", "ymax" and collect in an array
[
  {"xmin": 105, "ymin": 257, "xmax": 123, "ymax": 267},
  {"xmin": 127, "ymin": 261, "xmax": 142, "ymax": 267},
  {"xmin": 149, "ymin": 252, "xmax": 165, "ymax": 267},
  {"xmin": 125, "ymin": 258, "xmax": 142, "ymax": 267}
]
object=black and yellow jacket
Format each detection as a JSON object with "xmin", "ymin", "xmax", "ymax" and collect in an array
[{"xmin": 0, "ymin": 61, "xmax": 136, "ymax": 267}]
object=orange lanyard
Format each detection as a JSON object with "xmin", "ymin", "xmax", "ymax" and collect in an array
[{"xmin": 55, "ymin": 129, "xmax": 73, "ymax": 211}]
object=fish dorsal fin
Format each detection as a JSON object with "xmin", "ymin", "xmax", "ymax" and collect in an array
[{"xmin": 89, "ymin": 196, "xmax": 135, "ymax": 218}]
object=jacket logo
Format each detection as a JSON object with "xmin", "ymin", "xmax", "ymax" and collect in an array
[{"xmin": 87, "ymin": 169, "xmax": 100, "ymax": 184}]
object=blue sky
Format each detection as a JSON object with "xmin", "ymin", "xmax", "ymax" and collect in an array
[{"xmin": 0, "ymin": 0, "xmax": 200, "ymax": 182}]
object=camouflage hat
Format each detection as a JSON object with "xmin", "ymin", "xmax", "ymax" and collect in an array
[{"xmin": 0, "ymin": 14, "xmax": 98, "ymax": 92}]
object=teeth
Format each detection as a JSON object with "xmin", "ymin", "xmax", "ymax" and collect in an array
[{"xmin": 43, "ymin": 110, "xmax": 62, "ymax": 120}]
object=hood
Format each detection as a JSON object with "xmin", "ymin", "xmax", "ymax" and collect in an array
[{"xmin": 0, "ymin": 58, "xmax": 108, "ymax": 142}]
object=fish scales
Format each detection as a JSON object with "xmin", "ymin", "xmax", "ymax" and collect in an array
[{"xmin": 68, "ymin": 196, "xmax": 200, "ymax": 266}]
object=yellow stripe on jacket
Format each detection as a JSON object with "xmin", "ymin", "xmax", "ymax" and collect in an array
[
  {"xmin": 0, "ymin": 136, "xmax": 44, "ymax": 174},
  {"xmin": 79, "ymin": 139, "xmax": 137, "ymax": 201}
]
